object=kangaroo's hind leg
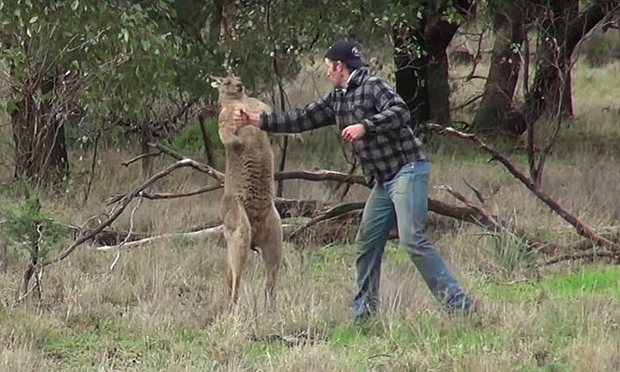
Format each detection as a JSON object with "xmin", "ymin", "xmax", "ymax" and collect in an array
[
  {"xmin": 252, "ymin": 205, "xmax": 283, "ymax": 309},
  {"xmin": 221, "ymin": 195, "xmax": 252, "ymax": 304}
]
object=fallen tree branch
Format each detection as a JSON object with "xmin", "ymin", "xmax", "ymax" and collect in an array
[
  {"xmin": 426, "ymin": 123, "xmax": 620, "ymax": 255},
  {"xmin": 96, "ymin": 224, "xmax": 300, "ymax": 251},
  {"xmin": 96, "ymin": 225, "xmax": 224, "ymax": 251},
  {"xmin": 147, "ymin": 143, "xmax": 367, "ymax": 187},
  {"xmin": 274, "ymin": 169, "xmax": 368, "ymax": 186},
  {"xmin": 436, "ymin": 185, "xmax": 500, "ymax": 230},
  {"xmin": 148, "ymin": 142, "xmax": 225, "ymax": 183},
  {"xmin": 122, "ymin": 151, "xmax": 163, "ymax": 167},
  {"xmin": 106, "ymin": 184, "xmax": 222, "ymax": 205},
  {"xmin": 538, "ymin": 250, "xmax": 618, "ymax": 267},
  {"xmin": 43, "ymin": 159, "xmax": 211, "ymax": 267},
  {"xmin": 102, "ymin": 147, "xmax": 573, "ymax": 257}
]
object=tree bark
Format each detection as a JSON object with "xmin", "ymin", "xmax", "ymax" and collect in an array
[
  {"xmin": 11, "ymin": 76, "xmax": 69, "ymax": 187},
  {"xmin": 522, "ymin": 0, "xmax": 615, "ymax": 132},
  {"xmin": 473, "ymin": 3, "xmax": 525, "ymax": 136},
  {"xmin": 198, "ymin": 113, "xmax": 216, "ymax": 166},
  {"xmin": 393, "ymin": 24, "xmax": 429, "ymax": 127},
  {"xmin": 392, "ymin": 1, "xmax": 474, "ymax": 127}
]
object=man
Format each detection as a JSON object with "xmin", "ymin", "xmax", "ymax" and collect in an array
[{"xmin": 233, "ymin": 39, "xmax": 473, "ymax": 320}]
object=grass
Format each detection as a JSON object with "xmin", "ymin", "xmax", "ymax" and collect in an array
[
  {"xmin": 1, "ymin": 44, "xmax": 620, "ymax": 372},
  {"xmin": 2, "ymin": 243, "xmax": 619, "ymax": 371}
]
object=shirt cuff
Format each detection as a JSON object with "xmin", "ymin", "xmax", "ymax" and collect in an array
[
  {"xmin": 259, "ymin": 113, "xmax": 268, "ymax": 130},
  {"xmin": 362, "ymin": 119, "xmax": 375, "ymax": 133}
]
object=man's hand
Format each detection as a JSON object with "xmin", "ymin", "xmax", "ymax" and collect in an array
[
  {"xmin": 233, "ymin": 109, "xmax": 260, "ymax": 127},
  {"xmin": 341, "ymin": 123, "xmax": 366, "ymax": 143}
]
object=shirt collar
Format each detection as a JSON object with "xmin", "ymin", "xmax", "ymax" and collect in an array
[{"xmin": 338, "ymin": 68, "xmax": 364, "ymax": 94}]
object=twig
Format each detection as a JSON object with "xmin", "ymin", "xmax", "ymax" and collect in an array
[
  {"xmin": 142, "ymin": 145, "xmax": 369, "ymax": 187},
  {"xmin": 14, "ymin": 267, "xmax": 41, "ymax": 305},
  {"xmin": 96, "ymin": 226, "xmax": 223, "ymax": 251},
  {"xmin": 122, "ymin": 151, "xmax": 162, "ymax": 167},
  {"xmin": 462, "ymin": 178, "xmax": 486, "ymax": 204},
  {"xmin": 42, "ymin": 159, "xmax": 209, "ymax": 267},
  {"xmin": 148, "ymin": 142, "xmax": 225, "ymax": 182},
  {"xmin": 436, "ymin": 185, "xmax": 500, "ymax": 230},
  {"xmin": 106, "ymin": 184, "xmax": 222, "ymax": 205},
  {"xmin": 427, "ymin": 123, "xmax": 620, "ymax": 254},
  {"xmin": 450, "ymin": 93, "xmax": 483, "ymax": 112},
  {"xmin": 82, "ymin": 130, "xmax": 101, "ymax": 206},
  {"xmin": 109, "ymin": 197, "xmax": 143, "ymax": 270}
]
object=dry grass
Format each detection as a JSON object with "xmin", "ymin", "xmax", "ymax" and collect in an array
[{"xmin": 1, "ymin": 54, "xmax": 620, "ymax": 371}]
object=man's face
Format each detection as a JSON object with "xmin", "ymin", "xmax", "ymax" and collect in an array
[{"xmin": 324, "ymin": 58, "xmax": 347, "ymax": 89}]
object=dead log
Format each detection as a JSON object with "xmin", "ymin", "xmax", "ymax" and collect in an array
[
  {"xmin": 101, "ymin": 145, "xmax": 578, "ymax": 257},
  {"xmin": 427, "ymin": 123, "xmax": 620, "ymax": 255},
  {"xmin": 43, "ymin": 159, "xmax": 213, "ymax": 267}
]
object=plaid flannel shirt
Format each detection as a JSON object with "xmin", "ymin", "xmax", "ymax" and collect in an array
[{"xmin": 260, "ymin": 68, "xmax": 427, "ymax": 184}]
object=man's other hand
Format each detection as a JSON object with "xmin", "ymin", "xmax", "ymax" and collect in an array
[{"xmin": 341, "ymin": 123, "xmax": 366, "ymax": 143}]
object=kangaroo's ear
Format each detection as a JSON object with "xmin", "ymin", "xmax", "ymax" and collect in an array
[{"xmin": 208, "ymin": 75, "xmax": 224, "ymax": 88}]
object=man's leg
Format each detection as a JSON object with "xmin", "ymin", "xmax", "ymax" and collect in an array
[
  {"xmin": 353, "ymin": 183, "xmax": 396, "ymax": 321},
  {"xmin": 388, "ymin": 161, "xmax": 472, "ymax": 313}
]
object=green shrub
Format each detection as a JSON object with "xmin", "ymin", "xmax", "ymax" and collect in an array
[
  {"xmin": 169, "ymin": 117, "xmax": 224, "ymax": 156},
  {"xmin": 0, "ymin": 188, "xmax": 67, "ymax": 300}
]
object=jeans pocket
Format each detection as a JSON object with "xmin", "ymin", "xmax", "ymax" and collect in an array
[{"xmin": 391, "ymin": 172, "xmax": 412, "ymax": 195}]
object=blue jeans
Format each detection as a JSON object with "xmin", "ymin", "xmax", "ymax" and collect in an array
[{"xmin": 352, "ymin": 160, "xmax": 471, "ymax": 319}]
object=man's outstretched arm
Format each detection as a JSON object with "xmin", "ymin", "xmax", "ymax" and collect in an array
[{"xmin": 235, "ymin": 91, "xmax": 336, "ymax": 133}]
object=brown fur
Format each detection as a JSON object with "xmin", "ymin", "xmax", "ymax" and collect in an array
[{"xmin": 216, "ymin": 76, "xmax": 283, "ymax": 307}]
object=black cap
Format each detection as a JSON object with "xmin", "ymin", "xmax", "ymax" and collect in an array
[{"xmin": 324, "ymin": 40, "xmax": 369, "ymax": 69}]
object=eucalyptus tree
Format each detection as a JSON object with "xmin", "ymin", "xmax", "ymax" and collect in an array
[{"xmin": 0, "ymin": 0, "xmax": 194, "ymax": 186}]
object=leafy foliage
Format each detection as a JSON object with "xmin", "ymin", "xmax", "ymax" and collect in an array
[
  {"xmin": 0, "ymin": 189, "xmax": 67, "ymax": 262},
  {"xmin": 0, "ymin": 0, "xmax": 213, "ymax": 155}
]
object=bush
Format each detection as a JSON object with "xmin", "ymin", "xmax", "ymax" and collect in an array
[
  {"xmin": 578, "ymin": 29, "xmax": 620, "ymax": 66},
  {"xmin": 0, "ymin": 188, "xmax": 67, "ymax": 300},
  {"xmin": 169, "ymin": 117, "xmax": 224, "ymax": 156}
]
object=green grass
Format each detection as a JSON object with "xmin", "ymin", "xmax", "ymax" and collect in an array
[
  {"xmin": 484, "ymin": 265, "xmax": 620, "ymax": 302},
  {"xmin": 1, "ymin": 234, "xmax": 619, "ymax": 371}
]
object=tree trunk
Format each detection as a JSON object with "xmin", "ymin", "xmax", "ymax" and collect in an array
[
  {"xmin": 557, "ymin": 1, "xmax": 578, "ymax": 118},
  {"xmin": 426, "ymin": 49, "xmax": 451, "ymax": 125},
  {"xmin": 522, "ymin": 0, "xmax": 613, "ymax": 131},
  {"xmin": 393, "ymin": 24, "xmax": 429, "ymax": 128},
  {"xmin": 198, "ymin": 113, "xmax": 216, "ymax": 166},
  {"xmin": 392, "ymin": 1, "xmax": 474, "ymax": 127},
  {"xmin": 392, "ymin": 23, "xmax": 455, "ymax": 127},
  {"xmin": 11, "ymin": 76, "xmax": 69, "ymax": 187},
  {"xmin": 473, "ymin": 4, "xmax": 525, "ymax": 136}
]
